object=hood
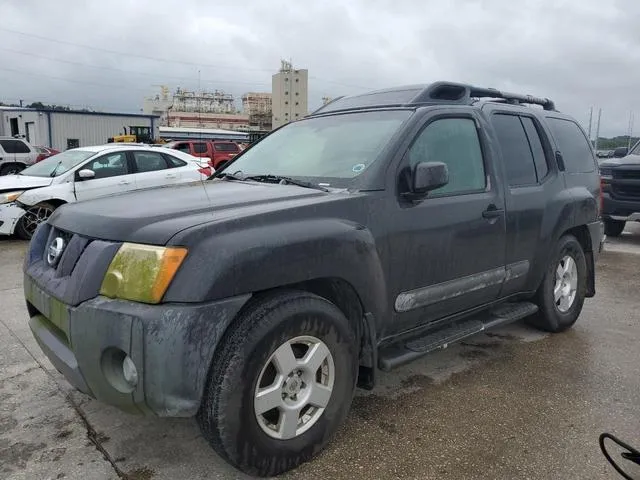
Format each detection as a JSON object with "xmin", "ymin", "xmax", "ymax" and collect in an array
[
  {"xmin": 0, "ymin": 174, "xmax": 53, "ymax": 193},
  {"xmin": 600, "ymin": 154, "xmax": 640, "ymax": 167},
  {"xmin": 49, "ymin": 179, "xmax": 332, "ymax": 244}
]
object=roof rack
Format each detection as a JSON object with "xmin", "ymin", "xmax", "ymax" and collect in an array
[
  {"xmin": 308, "ymin": 81, "xmax": 556, "ymax": 116},
  {"xmin": 413, "ymin": 82, "xmax": 556, "ymax": 111}
]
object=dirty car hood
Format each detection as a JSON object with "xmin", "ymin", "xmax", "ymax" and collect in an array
[
  {"xmin": 600, "ymin": 154, "xmax": 640, "ymax": 167},
  {"xmin": 48, "ymin": 180, "xmax": 330, "ymax": 244},
  {"xmin": 0, "ymin": 174, "xmax": 52, "ymax": 193}
]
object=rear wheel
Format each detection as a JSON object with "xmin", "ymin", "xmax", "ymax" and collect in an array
[
  {"xmin": 528, "ymin": 234, "xmax": 587, "ymax": 333},
  {"xmin": 15, "ymin": 202, "xmax": 57, "ymax": 240},
  {"xmin": 604, "ymin": 219, "xmax": 625, "ymax": 237},
  {"xmin": 0, "ymin": 163, "xmax": 25, "ymax": 175},
  {"xmin": 197, "ymin": 291, "xmax": 358, "ymax": 477}
]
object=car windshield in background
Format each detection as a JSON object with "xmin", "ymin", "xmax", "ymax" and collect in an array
[
  {"xmin": 20, "ymin": 150, "xmax": 96, "ymax": 177},
  {"xmin": 224, "ymin": 110, "xmax": 412, "ymax": 185},
  {"xmin": 630, "ymin": 143, "xmax": 640, "ymax": 155}
]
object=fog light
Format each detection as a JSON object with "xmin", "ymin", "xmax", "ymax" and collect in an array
[{"xmin": 122, "ymin": 355, "xmax": 138, "ymax": 387}]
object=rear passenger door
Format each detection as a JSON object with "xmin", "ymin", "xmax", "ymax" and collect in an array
[
  {"xmin": 130, "ymin": 150, "xmax": 179, "ymax": 190},
  {"xmin": 487, "ymin": 108, "xmax": 564, "ymax": 296}
]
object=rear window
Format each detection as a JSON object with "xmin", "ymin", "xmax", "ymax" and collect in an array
[
  {"xmin": 546, "ymin": 117, "xmax": 595, "ymax": 173},
  {"xmin": 214, "ymin": 143, "xmax": 240, "ymax": 152}
]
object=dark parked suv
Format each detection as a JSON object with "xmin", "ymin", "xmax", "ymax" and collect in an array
[
  {"xmin": 23, "ymin": 82, "xmax": 604, "ymax": 476},
  {"xmin": 599, "ymin": 144, "xmax": 640, "ymax": 236}
]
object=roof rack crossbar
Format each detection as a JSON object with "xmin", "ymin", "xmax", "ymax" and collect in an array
[{"xmin": 468, "ymin": 86, "xmax": 555, "ymax": 110}]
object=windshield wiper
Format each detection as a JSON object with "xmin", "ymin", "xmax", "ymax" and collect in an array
[
  {"xmin": 49, "ymin": 159, "xmax": 64, "ymax": 177},
  {"xmin": 243, "ymin": 174, "xmax": 329, "ymax": 192}
]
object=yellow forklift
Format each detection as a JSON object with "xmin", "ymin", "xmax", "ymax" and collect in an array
[{"xmin": 107, "ymin": 126, "xmax": 164, "ymax": 144}]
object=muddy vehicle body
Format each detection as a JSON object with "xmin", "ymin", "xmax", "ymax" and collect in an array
[{"xmin": 24, "ymin": 81, "xmax": 604, "ymax": 476}]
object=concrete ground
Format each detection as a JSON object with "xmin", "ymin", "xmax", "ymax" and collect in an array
[{"xmin": 2, "ymin": 226, "xmax": 640, "ymax": 480}]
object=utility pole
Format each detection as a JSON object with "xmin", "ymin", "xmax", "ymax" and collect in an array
[
  {"xmin": 594, "ymin": 108, "xmax": 602, "ymax": 152},
  {"xmin": 587, "ymin": 106, "xmax": 593, "ymax": 141},
  {"xmin": 627, "ymin": 111, "xmax": 635, "ymax": 150}
]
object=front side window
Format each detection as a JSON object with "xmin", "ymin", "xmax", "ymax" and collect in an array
[
  {"xmin": 408, "ymin": 117, "xmax": 485, "ymax": 195},
  {"xmin": 546, "ymin": 117, "xmax": 595, "ymax": 173},
  {"xmin": 226, "ymin": 110, "xmax": 412, "ymax": 186},
  {"xmin": 84, "ymin": 152, "xmax": 129, "ymax": 178},
  {"xmin": 174, "ymin": 143, "xmax": 191, "ymax": 153},
  {"xmin": 132, "ymin": 151, "xmax": 168, "ymax": 173}
]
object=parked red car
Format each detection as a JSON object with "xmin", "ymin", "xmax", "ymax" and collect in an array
[
  {"xmin": 34, "ymin": 146, "xmax": 60, "ymax": 163},
  {"xmin": 164, "ymin": 140, "xmax": 241, "ymax": 170}
]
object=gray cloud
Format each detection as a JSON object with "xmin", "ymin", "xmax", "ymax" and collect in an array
[{"xmin": 1, "ymin": 0, "xmax": 638, "ymax": 136}]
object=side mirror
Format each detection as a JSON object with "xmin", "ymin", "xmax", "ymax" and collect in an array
[
  {"xmin": 77, "ymin": 169, "xmax": 95, "ymax": 180},
  {"xmin": 411, "ymin": 161, "xmax": 449, "ymax": 195},
  {"xmin": 613, "ymin": 147, "xmax": 628, "ymax": 158}
]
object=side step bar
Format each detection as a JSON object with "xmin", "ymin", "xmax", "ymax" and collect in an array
[{"xmin": 378, "ymin": 302, "xmax": 538, "ymax": 371}]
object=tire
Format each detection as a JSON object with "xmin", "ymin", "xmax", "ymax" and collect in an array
[
  {"xmin": 15, "ymin": 202, "xmax": 57, "ymax": 240},
  {"xmin": 197, "ymin": 290, "xmax": 358, "ymax": 477},
  {"xmin": 528, "ymin": 234, "xmax": 587, "ymax": 333},
  {"xmin": 0, "ymin": 163, "xmax": 25, "ymax": 175},
  {"xmin": 604, "ymin": 219, "xmax": 625, "ymax": 237}
]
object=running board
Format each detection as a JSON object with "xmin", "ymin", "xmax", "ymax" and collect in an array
[{"xmin": 378, "ymin": 302, "xmax": 538, "ymax": 371}]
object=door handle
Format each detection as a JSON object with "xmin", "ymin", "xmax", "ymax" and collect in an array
[
  {"xmin": 118, "ymin": 180, "xmax": 131, "ymax": 185},
  {"xmin": 165, "ymin": 173, "xmax": 177, "ymax": 179},
  {"xmin": 482, "ymin": 205, "xmax": 504, "ymax": 219}
]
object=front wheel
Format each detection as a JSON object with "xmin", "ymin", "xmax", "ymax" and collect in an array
[
  {"xmin": 15, "ymin": 202, "xmax": 57, "ymax": 240},
  {"xmin": 197, "ymin": 291, "xmax": 358, "ymax": 477},
  {"xmin": 528, "ymin": 234, "xmax": 587, "ymax": 333}
]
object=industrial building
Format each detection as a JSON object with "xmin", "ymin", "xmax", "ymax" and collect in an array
[
  {"xmin": 272, "ymin": 60, "xmax": 309, "ymax": 129},
  {"xmin": 0, "ymin": 106, "xmax": 160, "ymax": 151}
]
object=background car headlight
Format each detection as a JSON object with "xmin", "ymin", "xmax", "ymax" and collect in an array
[
  {"xmin": 100, "ymin": 243, "xmax": 188, "ymax": 304},
  {"xmin": 0, "ymin": 191, "xmax": 24, "ymax": 204}
]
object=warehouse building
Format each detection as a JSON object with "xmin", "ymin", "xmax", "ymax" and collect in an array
[{"xmin": 0, "ymin": 107, "xmax": 160, "ymax": 151}]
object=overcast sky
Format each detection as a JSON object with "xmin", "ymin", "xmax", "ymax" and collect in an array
[{"xmin": 1, "ymin": 0, "xmax": 639, "ymax": 136}]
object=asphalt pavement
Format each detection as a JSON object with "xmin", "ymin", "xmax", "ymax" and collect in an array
[{"xmin": 1, "ymin": 225, "xmax": 640, "ymax": 480}]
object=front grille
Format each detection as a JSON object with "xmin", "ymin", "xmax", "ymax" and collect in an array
[
  {"xmin": 44, "ymin": 227, "xmax": 91, "ymax": 278},
  {"xmin": 614, "ymin": 169, "xmax": 640, "ymax": 180},
  {"xmin": 612, "ymin": 184, "xmax": 640, "ymax": 199}
]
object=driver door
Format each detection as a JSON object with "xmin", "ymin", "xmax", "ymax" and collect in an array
[{"xmin": 74, "ymin": 151, "xmax": 135, "ymax": 201}]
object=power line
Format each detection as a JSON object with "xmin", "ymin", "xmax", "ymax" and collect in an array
[
  {"xmin": 0, "ymin": 26, "xmax": 372, "ymax": 91},
  {"xmin": 0, "ymin": 47, "xmax": 272, "ymax": 88},
  {"xmin": 0, "ymin": 66, "xmax": 152, "ymax": 92}
]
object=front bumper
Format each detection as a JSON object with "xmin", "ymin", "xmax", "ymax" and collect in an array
[
  {"xmin": 0, "ymin": 202, "xmax": 26, "ymax": 235},
  {"xmin": 24, "ymin": 274, "xmax": 250, "ymax": 417},
  {"xmin": 602, "ymin": 193, "xmax": 640, "ymax": 222}
]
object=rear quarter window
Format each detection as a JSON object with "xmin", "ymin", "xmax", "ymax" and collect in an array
[{"xmin": 546, "ymin": 117, "xmax": 595, "ymax": 173}]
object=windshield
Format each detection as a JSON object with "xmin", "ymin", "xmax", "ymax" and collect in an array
[
  {"xmin": 224, "ymin": 110, "xmax": 412, "ymax": 186},
  {"xmin": 20, "ymin": 149, "xmax": 96, "ymax": 177}
]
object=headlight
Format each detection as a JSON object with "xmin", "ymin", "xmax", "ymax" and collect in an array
[
  {"xmin": 599, "ymin": 167, "xmax": 612, "ymax": 179},
  {"xmin": 100, "ymin": 243, "xmax": 188, "ymax": 304},
  {"xmin": 0, "ymin": 191, "xmax": 24, "ymax": 204}
]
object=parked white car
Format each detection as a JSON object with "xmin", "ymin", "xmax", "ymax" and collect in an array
[
  {"xmin": 0, "ymin": 137, "xmax": 39, "ymax": 175},
  {"xmin": 0, "ymin": 144, "xmax": 212, "ymax": 239}
]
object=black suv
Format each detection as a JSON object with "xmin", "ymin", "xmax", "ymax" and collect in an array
[
  {"xmin": 23, "ymin": 82, "xmax": 604, "ymax": 477},
  {"xmin": 599, "ymin": 144, "xmax": 640, "ymax": 236}
]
